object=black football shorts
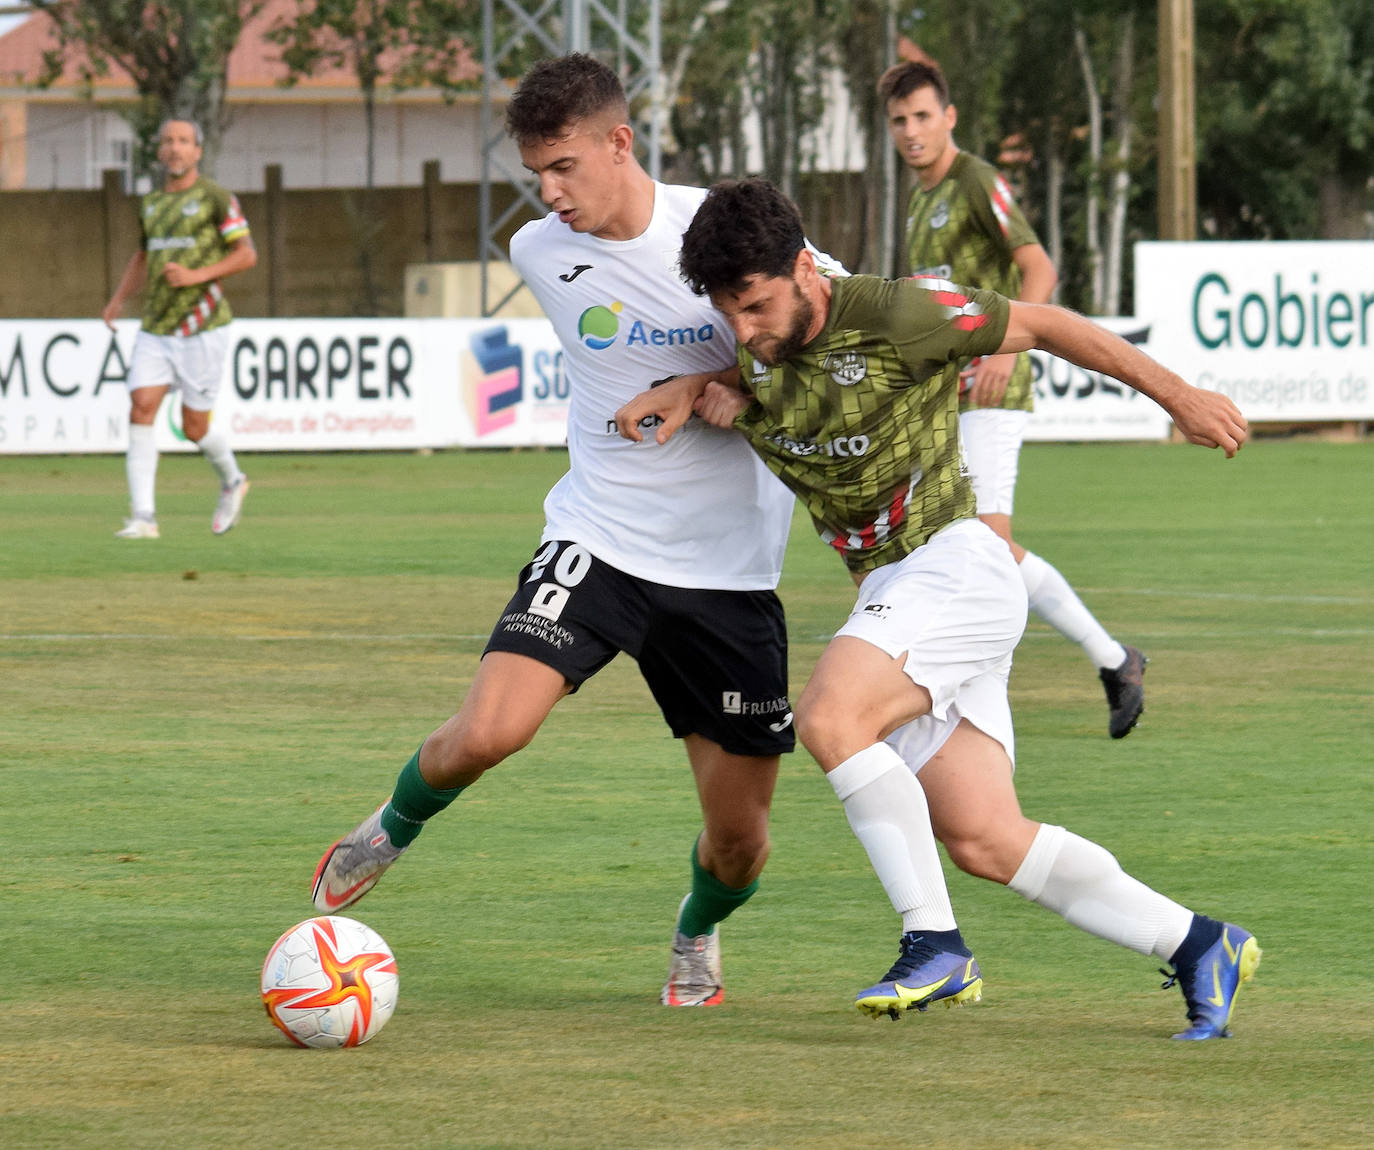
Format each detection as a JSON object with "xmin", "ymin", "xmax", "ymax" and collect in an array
[{"xmin": 484, "ymin": 540, "xmax": 795, "ymax": 756}]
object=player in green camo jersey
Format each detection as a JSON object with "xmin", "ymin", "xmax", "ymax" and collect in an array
[
  {"xmin": 616, "ymin": 179, "xmax": 1261, "ymax": 1040},
  {"xmin": 102, "ymin": 119, "xmax": 256, "ymax": 539},
  {"xmin": 881, "ymin": 59, "xmax": 1146, "ymax": 739},
  {"xmin": 138, "ymin": 174, "xmax": 246, "ymax": 337},
  {"xmin": 728, "ymin": 272, "xmax": 1002, "ymax": 574}
]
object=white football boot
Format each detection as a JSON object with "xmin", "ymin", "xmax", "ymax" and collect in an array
[
  {"xmin": 311, "ymin": 804, "xmax": 407, "ymax": 912},
  {"xmin": 212, "ymin": 476, "xmax": 250, "ymax": 535},
  {"xmin": 661, "ymin": 894, "xmax": 724, "ymax": 1006},
  {"xmin": 114, "ymin": 517, "xmax": 160, "ymax": 539}
]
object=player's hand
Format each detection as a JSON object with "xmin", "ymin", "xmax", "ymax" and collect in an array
[
  {"xmin": 616, "ymin": 370, "xmax": 741, "ymax": 444},
  {"xmin": 967, "ymin": 352, "xmax": 1014, "ymax": 407},
  {"xmin": 162, "ymin": 262, "xmax": 201, "ymax": 288},
  {"xmin": 1170, "ymin": 386, "xmax": 1249, "ymax": 458},
  {"xmin": 100, "ymin": 300, "xmax": 122, "ymax": 330},
  {"xmin": 693, "ymin": 380, "xmax": 751, "ymax": 429},
  {"xmin": 615, "ymin": 376, "xmax": 701, "ymax": 444}
]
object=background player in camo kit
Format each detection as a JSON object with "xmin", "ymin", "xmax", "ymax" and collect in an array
[
  {"xmin": 101, "ymin": 119, "xmax": 255, "ymax": 539},
  {"xmin": 616, "ymin": 178, "xmax": 1259, "ymax": 1042},
  {"xmin": 880, "ymin": 60, "xmax": 1146, "ymax": 738}
]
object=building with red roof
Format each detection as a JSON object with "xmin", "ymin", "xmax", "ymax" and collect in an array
[{"xmin": 0, "ymin": 1, "xmax": 503, "ymax": 191}]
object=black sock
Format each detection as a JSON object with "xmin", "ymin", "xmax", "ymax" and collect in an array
[
  {"xmin": 909, "ymin": 927, "xmax": 971, "ymax": 957},
  {"xmin": 1168, "ymin": 913, "xmax": 1223, "ymax": 970}
]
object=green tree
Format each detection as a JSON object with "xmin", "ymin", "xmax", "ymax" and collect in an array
[
  {"xmin": 31, "ymin": 0, "xmax": 265, "ymax": 178},
  {"xmin": 1196, "ymin": 0, "xmax": 1373, "ymax": 238},
  {"xmin": 666, "ymin": 2, "xmax": 843, "ymax": 187}
]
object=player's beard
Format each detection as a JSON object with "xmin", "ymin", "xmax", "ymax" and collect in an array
[{"xmin": 747, "ymin": 282, "xmax": 815, "ymax": 367}]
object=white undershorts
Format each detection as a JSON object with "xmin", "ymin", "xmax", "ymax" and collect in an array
[
  {"xmin": 959, "ymin": 408, "xmax": 1031, "ymax": 516},
  {"xmin": 836, "ymin": 518, "xmax": 1027, "ymax": 770},
  {"xmin": 128, "ymin": 327, "xmax": 231, "ymax": 412}
]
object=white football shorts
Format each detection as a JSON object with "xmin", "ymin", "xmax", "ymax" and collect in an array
[
  {"xmin": 128, "ymin": 326, "xmax": 231, "ymax": 412},
  {"xmin": 836, "ymin": 518, "xmax": 1027, "ymax": 770},
  {"xmin": 959, "ymin": 408, "xmax": 1031, "ymax": 516}
]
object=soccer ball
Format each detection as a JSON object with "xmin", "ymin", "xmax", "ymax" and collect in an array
[{"xmin": 261, "ymin": 915, "xmax": 399, "ymax": 1048}]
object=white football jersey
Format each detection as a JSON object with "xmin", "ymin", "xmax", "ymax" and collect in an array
[{"xmin": 510, "ymin": 182, "xmax": 795, "ymax": 590}]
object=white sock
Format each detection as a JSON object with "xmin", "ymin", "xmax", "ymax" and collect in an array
[
  {"xmin": 1019, "ymin": 550, "xmax": 1126, "ymax": 670},
  {"xmin": 126, "ymin": 423, "xmax": 159, "ymax": 520},
  {"xmin": 827, "ymin": 744, "xmax": 956, "ymax": 933},
  {"xmin": 195, "ymin": 426, "xmax": 241, "ymax": 488},
  {"xmin": 1008, "ymin": 823, "xmax": 1193, "ymax": 960}
]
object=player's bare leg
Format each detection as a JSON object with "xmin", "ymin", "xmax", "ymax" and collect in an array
[
  {"xmin": 312, "ymin": 652, "xmax": 571, "ymax": 911},
  {"xmin": 917, "ymin": 719, "xmax": 1037, "ymax": 883},
  {"xmin": 662, "ymin": 737, "xmax": 777, "ymax": 1006}
]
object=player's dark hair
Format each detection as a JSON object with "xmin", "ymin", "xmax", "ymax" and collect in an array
[
  {"xmin": 505, "ymin": 53, "xmax": 629, "ymax": 143},
  {"xmin": 876, "ymin": 60, "xmax": 950, "ymax": 109},
  {"xmin": 679, "ymin": 178, "xmax": 806, "ymax": 298}
]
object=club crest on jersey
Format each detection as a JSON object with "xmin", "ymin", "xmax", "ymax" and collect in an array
[
  {"xmin": 181, "ymin": 201, "xmax": 200, "ymax": 216},
  {"xmin": 823, "ymin": 351, "xmax": 868, "ymax": 386},
  {"xmin": 930, "ymin": 200, "xmax": 950, "ymax": 229}
]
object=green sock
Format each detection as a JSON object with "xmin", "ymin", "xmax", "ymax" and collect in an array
[
  {"xmin": 677, "ymin": 838, "xmax": 758, "ymax": 938},
  {"xmin": 379, "ymin": 748, "xmax": 467, "ymax": 848}
]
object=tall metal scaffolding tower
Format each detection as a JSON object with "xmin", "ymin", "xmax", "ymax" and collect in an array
[{"xmin": 477, "ymin": 0, "xmax": 663, "ymax": 316}]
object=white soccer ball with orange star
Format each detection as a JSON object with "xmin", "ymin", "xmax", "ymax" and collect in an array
[{"xmin": 261, "ymin": 915, "xmax": 399, "ymax": 1048}]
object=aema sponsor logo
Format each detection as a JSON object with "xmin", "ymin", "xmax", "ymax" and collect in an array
[
  {"xmin": 578, "ymin": 303, "xmax": 621, "ymax": 350},
  {"xmin": 577, "ymin": 302, "xmax": 715, "ymax": 352}
]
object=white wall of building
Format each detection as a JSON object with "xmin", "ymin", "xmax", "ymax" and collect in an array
[{"xmin": 19, "ymin": 97, "xmax": 515, "ymax": 191}]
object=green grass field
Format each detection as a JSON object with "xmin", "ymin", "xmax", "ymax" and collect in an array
[{"xmin": 2, "ymin": 441, "xmax": 1371, "ymax": 1148}]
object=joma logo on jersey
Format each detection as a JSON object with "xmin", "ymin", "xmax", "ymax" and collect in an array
[
  {"xmin": 823, "ymin": 351, "xmax": 867, "ymax": 386},
  {"xmin": 929, "ymin": 201, "xmax": 950, "ymax": 229}
]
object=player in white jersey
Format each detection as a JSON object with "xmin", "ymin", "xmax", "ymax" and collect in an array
[
  {"xmin": 517, "ymin": 181, "xmax": 793, "ymax": 589},
  {"xmin": 311, "ymin": 54, "xmax": 797, "ymax": 1009}
]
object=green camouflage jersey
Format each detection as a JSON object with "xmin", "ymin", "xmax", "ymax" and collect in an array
[
  {"xmin": 904, "ymin": 150, "xmax": 1039, "ymax": 413},
  {"xmin": 139, "ymin": 176, "xmax": 250, "ymax": 336},
  {"xmin": 733, "ymin": 274, "xmax": 1009, "ymax": 574}
]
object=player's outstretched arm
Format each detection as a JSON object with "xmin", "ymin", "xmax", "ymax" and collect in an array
[
  {"xmin": 1001, "ymin": 301, "xmax": 1249, "ymax": 457},
  {"xmin": 615, "ymin": 366, "xmax": 743, "ymax": 444}
]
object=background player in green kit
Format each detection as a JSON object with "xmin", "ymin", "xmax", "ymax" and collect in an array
[
  {"xmin": 880, "ymin": 60, "xmax": 1145, "ymax": 738},
  {"xmin": 616, "ymin": 178, "xmax": 1260, "ymax": 1042},
  {"xmin": 101, "ymin": 119, "xmax": 256, "ymax": 539}
]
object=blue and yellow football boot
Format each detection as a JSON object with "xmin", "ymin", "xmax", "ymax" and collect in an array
[
  {"xmin": 855, "ymin": 931, "xmax": 983, "ymax": 1020},
  {"xmin": 1162, "ymin": 922, "xmax": 1262, "ymax": 1040}
]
